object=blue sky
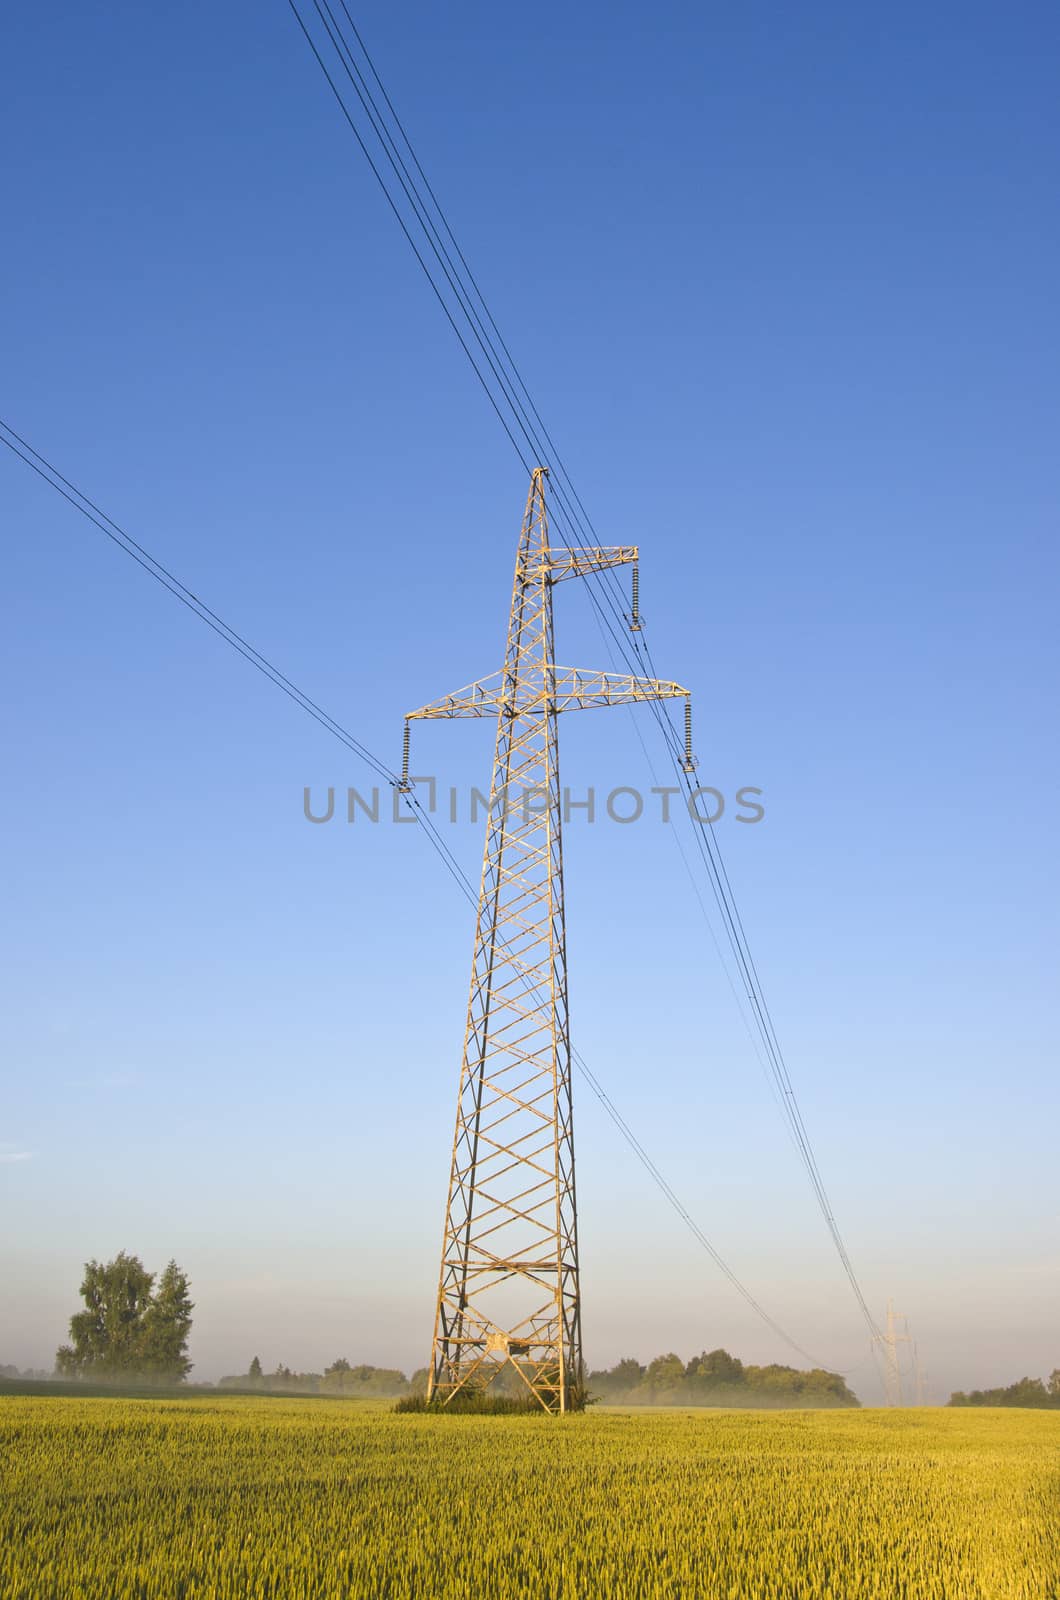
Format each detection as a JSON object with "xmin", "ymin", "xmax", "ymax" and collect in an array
[{"xmin": 2, "ymin": 1, "xmax": 1057, "ymax": 1399}]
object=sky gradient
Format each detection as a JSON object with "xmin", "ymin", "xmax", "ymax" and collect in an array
[{"xmin": 2, "ymin": 1, "xmax": 1057, "ymax": 1401}]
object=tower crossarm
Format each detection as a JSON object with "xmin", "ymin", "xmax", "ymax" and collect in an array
[
  {"xmin": 548, "ymin": 666, "xmax": 688, "ymax": 711},
  {"xmin": 406, "ymin": 673, "xmax": 508, "ymax": 720},
  {"xmin": 545, "ymin": 545, "xmax": 638, "ymax": 582},
  {"xmin": 406, "ymin": 666, "xmax": 688, "ymax": 721}
]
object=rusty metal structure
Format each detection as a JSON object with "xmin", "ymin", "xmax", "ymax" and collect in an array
[{"xmin": 402, "ymin": 468, "xmax": 694, "ymax": 1412}]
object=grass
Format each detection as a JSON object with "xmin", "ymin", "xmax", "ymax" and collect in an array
[
  {"xmin": 0, "ymin": 1376, "xmax": 390, "ymax": 1402},
  {"xmin": 394, "ymin": 1389, "xmax": 583, "ymax": 1414},
  {"xmin": 2, "ymin": 1395, "xmax": 1057, "ymax": 1597}
]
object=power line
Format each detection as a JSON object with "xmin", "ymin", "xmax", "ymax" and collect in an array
[
  {"xmin": 639, "ymin": 639, "xmax": 883, "ymax": 1342},
  {"xmin": 283, "ymin": 0, "xmax": 534, "ymax": 478},
  {"xmin": 287, "ymin": 0, "xmax": 647, "ymax": 608},
  {"xmin": 0, "ymin": 419, "xmax": 393, "ymax": 784},
  {"xmin": 1, "ymin": 415, "xmax": 830, "ymax": 1368}
]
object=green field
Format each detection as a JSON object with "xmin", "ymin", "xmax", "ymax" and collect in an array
[{"xmin": 2, "ymin": 1396, "xmax": 1057, "ymax": 1598}]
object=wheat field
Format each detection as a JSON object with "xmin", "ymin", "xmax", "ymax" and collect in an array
[{"xmin": 2, "ymin": 1396, "xmax": 1057, "ymax": 1598}]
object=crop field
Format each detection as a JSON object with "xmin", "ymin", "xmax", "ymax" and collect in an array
[{"xmin": 2, "ymin": 1397, "xmax": 1057, "ymax": 1598}]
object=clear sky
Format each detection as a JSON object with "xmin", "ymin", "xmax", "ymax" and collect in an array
[{"xmin": 2, "ymin": 1, "xmax": 1057, "ymax": 1401}]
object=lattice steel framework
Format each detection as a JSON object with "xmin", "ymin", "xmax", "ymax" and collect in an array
[{"xmin": 403, "ymin": 468, "xmax": 693, "ymax": 1412}]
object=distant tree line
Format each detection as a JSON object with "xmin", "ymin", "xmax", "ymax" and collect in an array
[
  {"xmin": 218, "ymin": 1356, "xmax": 425, "ymax": 1397},
  {"xmin": 42, "ymin": 1256, "xmax": 863, "ymax": 1407},
  {"xmin": 588, "ymin": 1348, "xmax": 860, "ymax": 1407},
  {"xmin": 949, "ymin": 1371, "xmax": 1060, "ymax": 1409},
  {"xmin": 221, "ymin": 1350, "xmax": 858, "ymax": 1406},
  {"xmin": 55, "ymin": 1253, "xmax": 193, "ymax": 1382}
]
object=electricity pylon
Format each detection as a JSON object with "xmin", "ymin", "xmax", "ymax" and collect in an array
[
  {"xmin": 401, "ymin": 467, "xmax": 694, "ymax": 1412},
  {"xmin": 876, "ymin": 1299, "xmax": 911, "ymax": 1406}
]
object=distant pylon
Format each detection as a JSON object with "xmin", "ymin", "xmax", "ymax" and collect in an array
[
  {"xmin": 876, "ymin": 1298, "xmax": 911, "ymax": 1406},
  {"xmin": 403, "ymin": 468, "xmax": 693, "ymax": 1412}
]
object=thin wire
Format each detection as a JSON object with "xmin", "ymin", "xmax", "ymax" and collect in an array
[
  {"xmin": 289, "ymin": 0, "xmax": 651, "ymax": 624},
  {"xmin": 0, "ymin": 420, "xmax": 392, "ymax": 783},
  {"xmin": 335, "ymin": 0, "xmax": 655, "ymax": 595},
  {"xmin": 636, "ymin": 639, "xmax": 883, "ymax": 1343},
  {"xmin": 285, "ymin": 0, "xmax": 534, "ymax": 478}
]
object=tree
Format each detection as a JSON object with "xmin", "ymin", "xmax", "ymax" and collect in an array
[
  {"xmin": 587, "ymin": 1347, "xmax": 857, "ymax": 1407},
  {"xmin": 645, "ymin": 1353, "xmax": 686, "ymax": 1394},
  {"xmin": 948, "ymin": 1375, "xmax": 1055, "ymax": 1409},
  {"xmin": 249, "ymin": 1356, "xmax": 263, "ymax": 1380},
  {"xmin": 139, "ymin": 1262, "xmax": 194, "ymax": 1380},
  {"xmin": 322, "ymin": 1359, "xmax": 410, "ymax": 1396},
  {"xmin": 56, "ymin": 1252, "xmax": 155, "ymax": 1378},
  {"xmin": 687, "ymin": 1348, "xmax": 745, "ymax": 1386},
  {"xmin": 1005, "ymin": 1377, "xmax": 1048, "ymax": 1407},
  {"xmin": 55, "ymin": 1253, "xmax": 193, "ymax": 1381}
]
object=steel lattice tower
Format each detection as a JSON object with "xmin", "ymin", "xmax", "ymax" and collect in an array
[
  {"xmin": 402, "ymin": 469, "xmax": 694, "ymax": 1412},
  {"xmin": 876, "ymin": 1299, "xmax": 911, "ymax": 1407}
]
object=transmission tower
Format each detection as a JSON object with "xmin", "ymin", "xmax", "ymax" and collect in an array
[
  {"xmin": 401, "ymin": 468, "xmax": 694, "ymax": 1412},
  {"xmin": 876, "ymin": 1299, "xmax": 911, "ymax": 1406}
]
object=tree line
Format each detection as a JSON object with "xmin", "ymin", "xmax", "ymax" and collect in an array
[
  {"xmin": 219, "ymin": 1356, "xmax": 419, "ymax": 1397},
  {"xmin": 948, "ymin": 1372, "xmax": 1060, "ymax": 1409},
  {"xmin": 39, "ymin": 1253, "xmax": 939, "ymax": 1408},
  {"xmin": 588, "ymin": 1348, "xmax": 860, "ymax": 1407}
]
